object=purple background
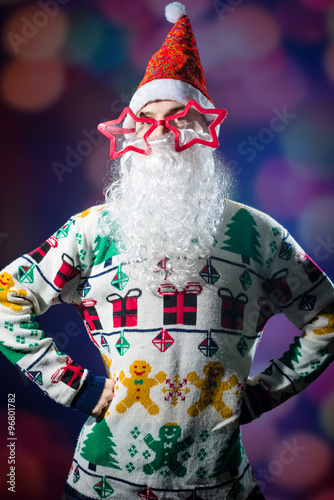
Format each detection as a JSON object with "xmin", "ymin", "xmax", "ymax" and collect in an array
[{"xmin": 0, "ymin": 1, "xmax": 334, "ymax": 499}]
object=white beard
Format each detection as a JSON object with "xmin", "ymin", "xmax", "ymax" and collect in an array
[{"xmin": 100, "ymin": 133, "xmax": 230, "ymax": 290}]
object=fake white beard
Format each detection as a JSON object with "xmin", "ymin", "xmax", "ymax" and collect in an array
[{"xmin": 100, "ymin": 133, "xmax": 230, "ymax": 290}]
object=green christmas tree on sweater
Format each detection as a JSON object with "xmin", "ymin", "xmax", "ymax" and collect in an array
[
  {"xmin": 80, "ymin": 419, "xmax": 121, "ymax": 471},
  {"xmin": 221, "ymin": 209, "xmax": 262, "ymax": 265},
  {"xmin": 92, "ymin": 235, "xmax": 119, "ymax": 266},
  {"xmin": 210, "ymin": 428, "xmax": 243, "ymax": 477}
]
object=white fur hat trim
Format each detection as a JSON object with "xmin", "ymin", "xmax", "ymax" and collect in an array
[{"xmin": 129, "ymin": 78, "xmax": 214, "ymax": 114}]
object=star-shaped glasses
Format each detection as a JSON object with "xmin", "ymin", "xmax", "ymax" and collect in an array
[{"xmin": 97, "ymin": 99, "xmax": 227, "ymax": 159}]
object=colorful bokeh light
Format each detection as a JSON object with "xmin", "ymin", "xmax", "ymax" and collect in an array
[
  {"xmin": 297, "ymin": 196, "xmax": 334, "ymax": 252},
  {"xmin": 3, "ymin": 4, "xmax": 68, "ymax": 60},
  {"xmin": 1, "ymin": 58, "xmax": 65, "ymax": 110},
  {"xmin": 277, "ymin": 1, "xmax": 327, "ymax": 43},
  {"xmin": 214, "ymin": 5, "xmax": 281, "ymax": 62},
  {"xmin": 299, "ymin": 0, "xmax": 334, "ymax": 11},
  {"xmin": 320, "ymin": 391, "xmax": 334, "ymax": 438},
  {"xmin": 254, "ymin": 158, "xmax": 322, "ymax": 218},
  {"xmin": 280, "ymin": 119, "xmax": 334, "ymax": 179},
  {"xmin": 270, "ymin": 433, "xmax": 331, "ymax": 489},
  {"xmin": 324, "ymin": 42, "xmax": 334, "ymax": 85},
  {"xmin": 241, "ymin": 418, "xmax": 278, "ymax": 466},
  {"xmin": 61, "ymin": 11, "xmax": 103, "ymax": 65}
]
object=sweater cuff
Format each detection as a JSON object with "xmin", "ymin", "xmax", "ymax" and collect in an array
[
  {"xmin": 71, "ymin": 372, "xmax": 106, "ymax": 414},
  {"xmin": 239, "ymin": 382, "xmax": 275, "ymax": 424}
]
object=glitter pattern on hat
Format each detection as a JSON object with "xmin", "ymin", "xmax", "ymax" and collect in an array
[{"xmin": 137, "ymin": 4, "xmax": 213, "ymax": 104}]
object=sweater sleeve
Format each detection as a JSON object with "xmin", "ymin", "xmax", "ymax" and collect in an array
[
  {"xmin": 239, "ymin": 228, "xmax": 334, "ymax": 424},
  {"xmin": 0, "ymin": 213, "xmax": 105, "ymax": 414}
]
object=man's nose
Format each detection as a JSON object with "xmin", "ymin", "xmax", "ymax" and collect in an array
[{"xmin": 151, "ymin": 120, "xmax": 169, "ymax": 137}]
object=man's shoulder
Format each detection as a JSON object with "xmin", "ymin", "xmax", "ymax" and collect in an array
[
  {"xmin": 223, "ymin": 199, "xmax": 284, "ymax": 234},
  {"xmin": 72, "ymin": 204, "xmax": 108, "ymax": 224},
  {"xmin": 224, "ymin": 198, "xmax": 266, "ymax": 216},
  {"xmin": 68, "ymin": 204, "xmax": 111, "ymax": 242}
]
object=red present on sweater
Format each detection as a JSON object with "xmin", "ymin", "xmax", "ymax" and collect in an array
[
  {"xmin": 218, "ymin": 287, "xmax": 248, "ymax": 331},
  {"xmin": 107, "ymin": 288, "xmax": 142, "ymax": 328},
  {"xmin": 262, "ymin": 269, "xmax": 292, "ymax": 305},
  {"xmin": 77, "ymin": 298, "xmax": 103, "ymax": 332},
  {"xmin": 297, "ymin": 252, "xmax": 323, "ymax": 283},
  {"xmin": 54, "ymin": 253, "xmax": 79, "ymax": 289},
  {"xmin": 158, "ymin": 282, "xmax": 202, "ymax": 325},
  {"xmin": 29, "ymin": 235, "xmax": 58, "ymax": 263}
]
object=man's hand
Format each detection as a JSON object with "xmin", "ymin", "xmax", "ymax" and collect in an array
[{"xmin": 91, "ymin": 378, "xmax": 115, "ymax": 422}]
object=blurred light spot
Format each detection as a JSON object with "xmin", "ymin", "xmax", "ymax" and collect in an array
[
  {"xmin": 248, "ymin": 60, "xmax": 308, "ymax": 109},
  {"xmin": 281, "ymin": 119, "xmax": 334, "ymax": 179},
  {"xmin": 0, "ymin": 448, "xmax": 44, "ymax": 499},
  {"xmin": 246, "ymin": 49, "xmax": 292, "ymax": 85},
  {"xmin": 299, "ymin": 0, "xmax": 334, "ymax": 11},
  {"xmin": 324, "ymin": 42, "xmax": 334, "ymax": 85},
  {"xmin": 0, "ymin": 409, "xmax": 73, "ymax": 499},
  {"xmin": 241, "ymin": 419, "xmax": 277, "ymax": 466},
  {"xmin": 320, "ymin": 392, "xmax": 334, "ymax": 439},
  {"xmin": 61, "ymin": 11, "xmax": 103, "ymax": 65},
  {"xmin": 98, "ymin": 0, "xmax": 154, "ymax": 29},
  {"xmin": 297, "ymin": 196, "xmax": 334, "ymax": 254},
  {"xmin": 305, "ymin": 362, "xmax": 334, "ymax": 405},
  {"xmin": 3, "ymin": 5, "xmax": 68, "ymax": 60},
  {"xmin": 85, "ymin": 21, "xmax": 127, "ymax": 73},
  {"xmin": 130, "ymin": 24, "xmax": 171, "ymax": 72},
  {"xmin": 271, "ymin": 433, "xmax": 331, "ymax": 489},
  {"xmin": 214, "ymin": 5, "xmax": 281, "ymax": 61},
  {"xmin": 254, "ymin": 158, "xmax": 320, "ymax": 218},
  {"xmin": 1, "ymin": 59, "xmax": 65, "ymax": 111},
  {"xmin": 85, "ymin": 136, "xmax": 110, "ymax": 192},
  {"xmin": 311, "ymin": 490, "xmax": 334, "ymax": 500},
  {"xmin": 208, "ymin": 77, "xmax": 274, "ymax": 123},
  {"xmin": 327, "ymin": 9, "xmax": 334, "ymax": 38},
  {"xmin": 207, "ymin": 51, "xmax": 307, "ymax": 124},
  {"xmin": 277, "ymin": 2, "xmax": 327, "ymax": 43}
]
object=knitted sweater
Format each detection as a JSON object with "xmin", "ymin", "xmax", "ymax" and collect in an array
[{"xmin": 1, "ymin": 199, "xmax": 334, "ymax": 500}]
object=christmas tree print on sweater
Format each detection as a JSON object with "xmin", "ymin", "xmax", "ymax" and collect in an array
[
  {"xmin": 80, "ymin": 419, "xmax": 121, "ymax": 471},
  {"xmin": 210, "ymin": 428, "xmax": 243, "ymax": 477},
  {"xmin": 221, "ymin": 208, "xmax": 262, "ymax": 265},
  {"xmin": 92, "ymin": 234, "xmax": 119, "ymax": 266}
]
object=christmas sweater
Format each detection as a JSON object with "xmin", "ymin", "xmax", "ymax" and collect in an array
[{"xmin": 1, "ymin": 200, "xmax": 334, "ymax": 500}]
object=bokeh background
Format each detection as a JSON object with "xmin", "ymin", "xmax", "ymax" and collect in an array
[{"xmin": 0, "ymin": 0, "xmax": 334, "ymax": 499}]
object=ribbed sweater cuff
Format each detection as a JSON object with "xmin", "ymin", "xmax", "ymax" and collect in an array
[{"xmin": 71, "ymin": 372, "xmax": 105, "ymax": 414}]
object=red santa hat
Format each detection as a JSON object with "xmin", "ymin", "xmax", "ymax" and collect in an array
[{"xmin": 129, "ymin": 2, "xmax": 214, "ymax": 114}]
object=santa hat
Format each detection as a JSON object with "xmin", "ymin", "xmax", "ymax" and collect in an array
[{"xmin": 129, "ymin": 2, "xmax": 214, "ymax": 114}]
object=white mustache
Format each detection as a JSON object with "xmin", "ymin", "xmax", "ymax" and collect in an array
[{"xmin": 123, "ymin": 131, "xmax": 174, "ymax": 150}]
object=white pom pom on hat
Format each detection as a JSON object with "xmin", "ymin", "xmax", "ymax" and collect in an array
[{"xmin": 165, "ymin": 2, "xmax": 186, "ymax": 24}]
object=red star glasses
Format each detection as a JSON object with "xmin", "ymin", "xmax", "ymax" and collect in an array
[{"xmin": 97, "ymin": 100, "xmax": 227, "ymax": 159}]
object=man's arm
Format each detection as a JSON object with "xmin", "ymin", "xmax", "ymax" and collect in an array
[
  {"xmin": 0, "ymin": 212, "xmax": 109, "ymax": 416},
  {"xmin": 240, "ymin": 302, "xmax": 334, "ymax": 424}
]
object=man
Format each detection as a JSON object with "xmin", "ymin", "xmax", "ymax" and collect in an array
[{"xmin": 0, "ymin": 3, "xmax": 333, "ymax": 499}]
